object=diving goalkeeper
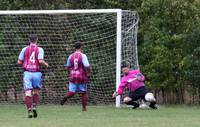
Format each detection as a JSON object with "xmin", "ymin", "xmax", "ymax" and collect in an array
[{"xmin": 112, "ymin": 62, "xmax": 158, "ymax": 109}]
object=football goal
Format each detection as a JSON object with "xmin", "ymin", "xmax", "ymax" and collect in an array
[{"xmin": 0, "ymin": 9, "xmax": 139, "ymax": 107}]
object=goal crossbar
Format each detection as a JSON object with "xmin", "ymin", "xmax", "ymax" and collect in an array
[{"xmin": 0, "ymin": 9, "xmax": 123, "ymax": 15}]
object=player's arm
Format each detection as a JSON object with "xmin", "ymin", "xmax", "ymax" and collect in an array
[
  {"xmin": 64, "ymin": 55, "xmax": 71, "ymax": 71},
  {"xmin": 135, "ymin": 73, "xmax": 145, "ymax": 81},
  {"xmin": 17, "ymin": 47, "xmax": 26, "ymax": 66},
  {"xmin": 17, "ymin": 60, "xmax": 23, "ymax": 65},
  {"xmin": 112, "ymin": 79, "xmax": 126, "ymax": 98},
  {"xmin": 38, "ymin": 48, "xmax": 48, "ymax": 68},
  {"xmin": 39, "ymin": 60, "xmax": 48, "ymax": 68},
  {"xmin": 64, "ymin": 66, "xmax": 69, "ymax": 71},
  {"xmin": 82, "ymin": 54, "xmax": 91, "ymax": 74}
]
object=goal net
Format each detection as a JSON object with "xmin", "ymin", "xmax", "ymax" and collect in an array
[{"xmin": 0, "ymin": 9, "xmax": 139, "ymax": 106}]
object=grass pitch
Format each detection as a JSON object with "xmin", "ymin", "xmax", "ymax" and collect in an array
[{"xmin": 0, "ymin": 104, "xmax": 200, "ymax": 127}]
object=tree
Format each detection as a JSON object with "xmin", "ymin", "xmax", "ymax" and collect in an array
[{"xmin": 138, "ymin": 0, "xmax": 200, "ymax": 103}]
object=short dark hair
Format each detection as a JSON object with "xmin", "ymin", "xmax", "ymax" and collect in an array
[
  {"xmin": 121, "ymin": 61, "xmax": 130, "ymax": 68},
  {"xmin": 74, "ymin": 41, "xmax": 83, "ymax": 49},
  {"xmin": 29, "ymin": 34, "xmax": 38, "ymax": 42}
]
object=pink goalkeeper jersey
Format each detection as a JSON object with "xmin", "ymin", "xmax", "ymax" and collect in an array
[
  {"xmin": 69, "ymin": 52, "xmax": 89, "ymax": 84},
  {"xmin": 23, "ymin": 44, "xmax": 40, "ymax": 72},
  {"xmin": 117, "ymin": 70, "xmax": 145, "ymax": 95}
]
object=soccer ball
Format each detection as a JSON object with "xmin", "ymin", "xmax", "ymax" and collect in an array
[{"xmin": 145, "ymin": 92, "xmax": 155, "ymax": 102}]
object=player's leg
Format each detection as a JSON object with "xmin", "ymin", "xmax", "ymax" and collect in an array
[
  {"xmin": 144, "ymin": 92, "xmax": 158, "ymax": 109},
  {"xmin": 79, "ymin": 84, "xmax": 87, "ymax": 111},
  {"xmin": 32, "ymin": 89, "xmax": 40, "ymax": 108},
  {"xmin": 123, "ymin": 92, "xmax": 141, "ymax": 109},
  {"xmin": 139, "ymin": 86, "xmax": 158, "ymax": 109},
  {"xmin": 23, "ymin": 71, "xmax": 33, "ymax": 118},
  {"xmin": 32, "ymin": 89, "xmax": 39, "ymax": 118},
  {"xmin": 25, "ymin": 89, "xmax": 33, "ymax": 118},
  {"xmin": 32, "ymin": 72, "xmax": 42, "ymax": 117},
  {"xmin": 124, "ymin": 86, "xmax": 151, "ymax": 109},
  {"xmin": 123, "ymin": 96, "xmax": 140, "ymax": 109},
  {"xmin": 60, "ymin": 82, "xmax": 76, "ymax": 105}
]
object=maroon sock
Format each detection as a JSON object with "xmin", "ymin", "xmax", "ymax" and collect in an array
[
  {"xmin": 66, "ymin": 92, "xmax": 75, "ymax": 98},
  {"xmin": 32, "ymin": 94, "xmax": 39, "ymax": 107},
  {"xmin": 25, "ymin": 96, "xmax": 32, "ymax": 111},
  {"xmin": 81, "ymin": 92, "xmax": 87, "ymax": 111}
]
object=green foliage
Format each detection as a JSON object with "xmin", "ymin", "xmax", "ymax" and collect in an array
[
  {"xmin": 0, "ymin": 0, "xmax": 67, "ymax": 10},
  {"xmin": 0, "ymin": 0, "xmax": 200, "ymax": 103},
  {"xmin": 138, "ymin": 0, "xmax": 200, "ymax": 96}
]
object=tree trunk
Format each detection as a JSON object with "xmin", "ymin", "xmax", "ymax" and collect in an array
[{"xmin": 162, "ymin": 88, "xmax": 166, "ymax": 104}]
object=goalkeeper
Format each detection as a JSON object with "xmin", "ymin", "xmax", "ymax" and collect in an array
[
  {"xmin": 60, "ymin": 41, "xmax": 90, "ymax": 111},
  {"xmin": 112, "ymin": 62, "xmax": 157, "ymax": 109}
]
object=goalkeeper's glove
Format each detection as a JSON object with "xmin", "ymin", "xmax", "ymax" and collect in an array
[
  {"xmin": 135, "ymin": 74, "xmax": 143, "ymax": 81},
  {"xmin": 112, "ymin": 91, "xmax": 119, "ymax": 98}
]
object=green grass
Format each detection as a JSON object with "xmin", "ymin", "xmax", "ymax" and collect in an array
[{"xmin": 0, "ymin": 104, "xmax": 200, "ymax": 127}]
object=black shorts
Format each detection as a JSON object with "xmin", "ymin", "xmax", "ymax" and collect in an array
[{"xmin": 127, "ymin": 86, "xmax": 148, "ymax": 101}]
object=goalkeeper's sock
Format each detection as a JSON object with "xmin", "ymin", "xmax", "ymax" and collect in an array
[
  {"xmin": 25, "ymin": 96, "xmax": 32, "ymax": 111},
  {"xmin": 81, "ymin": 92, "xmax": 87, "ymax": 111}
]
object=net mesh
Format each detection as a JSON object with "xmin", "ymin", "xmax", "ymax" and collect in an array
[{"xmin": 0, "ymin": 10, "xmax": 139, "ymax": 105}]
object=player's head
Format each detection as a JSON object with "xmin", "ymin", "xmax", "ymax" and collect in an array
[
  {"xmin": 29, "ymin": 34, "xmax": 38, "ymax": 43},
  {"xmin": 74, "ymin": 41, "xmax": 83, "ymax": 50},
  {"xmin": 121, "ymin": 61, "xmax": 130, "ymax": 75}
]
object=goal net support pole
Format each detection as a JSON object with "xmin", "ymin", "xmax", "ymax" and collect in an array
[{"xmin": 116, "ymin": 9, "xmax": 122, "ymax": 107}]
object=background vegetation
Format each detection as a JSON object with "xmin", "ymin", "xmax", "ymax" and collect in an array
[{"xmin": 0, "ymin": 0, "xmax": 200, "ymax": 104}]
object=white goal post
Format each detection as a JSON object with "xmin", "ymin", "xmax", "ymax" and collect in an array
[{"xmin": 0, "ymin": 9, "xmax": 139, "ymax": 107}]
